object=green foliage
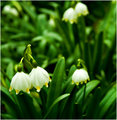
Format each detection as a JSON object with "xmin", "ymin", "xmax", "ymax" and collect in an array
[
  {"xmin": 47, "ymin": 57, "xmax": 65, "ymax": 108},
  {"xmin": 1, "ymin": 1, "xmax": 116, "ymax": 119}
]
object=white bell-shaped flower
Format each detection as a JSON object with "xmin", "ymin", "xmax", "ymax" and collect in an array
[
  {"xmin": 10, "ymin": 8, "xmax": 19, "ymax": 16},
  {"xmin": 62, "ymin": 8, "xmax": 77, "ymax": 24},
  {"xmin": 3, "ymin": 5, "xmax": 11, "ymax": 12},
  {"xmin": 9, "ymin": 72, "xmax": 31, "ymax": 94},
  {"xmin": 72, "ymin": 69, "xmax": 90, "ymax": 85},
  {"xmin": 75, "ymin": 2, "xmax": 89, "ymax": 16},
  {"xmin": 2, "ymin": 5, "xmax": 18, "ymax": 16},
  {"xmin": 30, "ymin": 66, "xmax": 51, "ymax": 92}
]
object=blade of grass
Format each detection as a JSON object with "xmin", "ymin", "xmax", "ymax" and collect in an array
[
  {"xmin": 98, "ymin": 85, "xmax": 116, "ymax": 118},
  {"xmin": 93, "ymin": 32, "xmax": 103, "ymax": 74},
  {"xmin": 75, "ymin": 80, "xmax": 100, "ymax": 104},
  {"xmin": 1, "ymin": 113, "xmax": 14, "ymax": 119},
  {"xmin": 16, "ymin": 93, "xmax": 39, "ymax": 119},
  {"xmin": 1, "ymin": 87, "xmax": 21, "ymax": 118},
  {"xmin": 47, "ymin": 57, "xmax": 65, "ymax": 108},
  {"xmin": 44, "ymin": 93, "xmax": 70, "ymax": 119},
  {"xmin": 46, "ymin": 57, "xmax": 65, "ymax": 118},
  {"xmin": 84, "ymin": 41, "xmax": 92, "ymax": 78}
]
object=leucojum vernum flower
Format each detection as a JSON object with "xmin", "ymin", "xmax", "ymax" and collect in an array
[
  {"xmin": 72, "ymin": 59, "xmax": 90, "ymax": 85},
  {"xmin": 9, "ymin": 45, "xmax": 51, "ymax": 95},
  {"xmin": 9, "ymin": 57, "xmax": 31, "ymax": 94},
  {"xmin": 62, "ymin": 8, "xmax": 77, "ymax": 24},
  {"xmin": 9, "ymin": 71, "xmax": 31, "ymax": 94},
  {"xmin": 30, "ymin": 66, "xmax": 51, "ymax": 92},
  {"xmin": 75, "ymin": 2, "xmax": 89, "ymax": 17},
  {"xmin": 2, "ymin": 5, "xmax": 19, "ymax": 16},
  {"xmin": 62, "ymin": 2, "xmax": 89, "ymax": 24}
]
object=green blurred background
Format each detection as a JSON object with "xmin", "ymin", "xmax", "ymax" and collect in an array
[{"xmin": 1, "ymin": 0, "xmax": 116, "ymax": 119}]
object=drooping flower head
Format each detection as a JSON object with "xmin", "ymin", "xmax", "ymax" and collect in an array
[
  {"xmin": 2, "ymin": 5, "xmax": 19, "ymax": 16},
  {"xmin": 9, "ymin": 72, "xmax": 31, "ymax": 94},
  {"xmin": 72, "ymin": 69, "xmax": 90, "ymax": 85},
  {"xmin": 9, "ymin": 57, "xmax": 31, "ymax": 94},
  {"xmin": 72, "ymin": 59, "xmax": 90, "ymax": 85},
  {"xmin": 62, "ymin": 8, "xmax": 77, "ymax": 24},
  {"xmin": 30, "ymin": 66, "xmax": 51, "ymax": 92},
  {"xmin": 75, "ymin": 2, "xmax": 89, "ymax": 17},
  {"xmin": 9, "ymin": 44, "xmax": 51, "ymax": 94}
]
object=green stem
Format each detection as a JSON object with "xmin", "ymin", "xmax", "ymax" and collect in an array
[
  {"xmin": 73, "ymin": 24, "xmax": 83, "ymax": 57},
  {"xmin": 19, "ymin": 57, "xmax": 24, "ymax": 64},
  {"xmin": 77, "ymin": 16, "xmax": 86, "ymax": 59},
  {"xmin": 55, "ymin": 19, "xmax": 71, "ymax": 55},
  {"xmin": 82, "ymin": 84, "xmax": 86, "ymax": 117}
]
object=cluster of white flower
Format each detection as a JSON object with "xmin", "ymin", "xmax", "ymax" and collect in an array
[
  {"xmin": 2, "ymin": 5, "xmax": 19, "ymax": 16},
  {"xmin": 72, "ymin": 69, "xmax": 90, "ymax": 85},
  {"xmin": 9, "ymin": 66, "xmax": 51, "ymax": 95},
  {"xmin": 62, "ymin": 2, "xmax": 89, "ymax": 24}
]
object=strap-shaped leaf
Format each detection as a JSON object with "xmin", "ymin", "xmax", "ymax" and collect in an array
[
  {"xmin": 59, "ymin": 65, "xmax": 76, "ymax": 117},
  {"xmin": 6, "ymin": 62, "xmax": 14, "ymax": 80},
  {"xmin": 1, "ymin": 113, "xmax": 14, "ymax": 119},
  {"xmin": 15, "ymin": 93, "xmax": 39, "ymax": 119},
  {"xmin": 75, "ymin": 80, "xmax": 100, "ymax": 103},
  {"xmin": 98, "ymin": 85, "xmax": 116, "ymax": 118},
  {"xmin": 47, "ymin": 57, "xmax": 65, "ymax": 108},
  {"xmin": 93, "ymin": 32, "xmax": 103, "ymax": 74},
  {"xmin": 1, "ymin": 86, "xmax": 21, "ymax": 118},
  {"xmin": 44, "ymin": 93, "xmax": 70, "ymax": 118},
  {"xmin": 20, "ymin": 2, "xmax": 36, "ymax": 21}
]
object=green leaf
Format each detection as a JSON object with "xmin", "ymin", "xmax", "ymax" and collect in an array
[
  {"xmin": 1, "ymin": 68, "xmax": 11, "ymax": 88},
  {"xmin": 98, "ymin": 3, "xmax": 116, "ymax": 48},
  {"xmin": 45, "ymin": 32, "xmax": 62, "ymax": 42},
  {"xmin": 1, "ymin": 86, "xmax": 15, "ymax": 102},
  {"xmin": 32, "ymin": 36, "xmax": 44, "ymax": 42},
  {"xmin": 15, "ymin": 93, "xmax": 39, "ymax": 119},
  {"xmin": 86, "ymin": 87, "xmax": 102, "ymax": 118},
  {"xmin": 1, "ymin": 113, "xmax": 14, "ymax": 119},
  {"xmin": 48, "ymin": 2, "xmax": 59, "ymax": 8},
  {"xmin": 59, "ymin": 65, "xmax": 76, "ymax": 117},
  {"xmin": 62, "ymin": 65, "xmax": 76, "ymax": 91},
  {"xmin": 98, "ymin": 3, "xmax": 116, "ymax": 72},
  {"xmin": 77, "ymin": 16, "xmax": 86, "ymax": 42},
  {"xmin": 84, "ymin": 41, "xmax": 92, "ymax": 78},
  {"xmin": 59, "ymin": 77, "xmax": 75, "ymax": 117},
  {"xmin": 10, "ymin": 33, "xmax": 29, "ymax": 40},
  {"xmin": 93, "ymin": 32, "xmax": 103, "ymax": 74},
  {"xmin": 75, "ymin": 80, "xmax": 100, "ymax": 103},
  {"xmin": 73, "ymin": 16, "xmax": 86, "ymax": 58},
  {"xmin": 68, "ymin": 65, "xmax": 77, "ymax": 78},
  {"xmin": 12, "ymin": 1, "xmax": 22, "ymax": 11},
  {"xmin": 36, "ymin": 14, "xmax": 48, "ymax": 35},
  {"xmin": 47, "ymin": 57, "xmax": 65, "ymax": 108},
  {"xmin": 39, "ymin": 8, "xmax": 58, "ymax": 18},
  {"xmin": 21, "ymin": 2, "xmax": 36, "ymax": 21},
  {"xmin": 98, "ymin": 85, "xmax": 116, "ymax": 118},
  {"xmin": 44, "ymin": 93, "xmax": 70, "ymax": 119},
  {"xmin": 1, "ymin": 86, "xmax": 21, "ymax": 118},
  {"xmin": 6, "ymin": 62, "xmax": 14, "ymax": 80},
  {"xmin": 55, "ymin": 19, "xmax": 71, "ymax": 55}
]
